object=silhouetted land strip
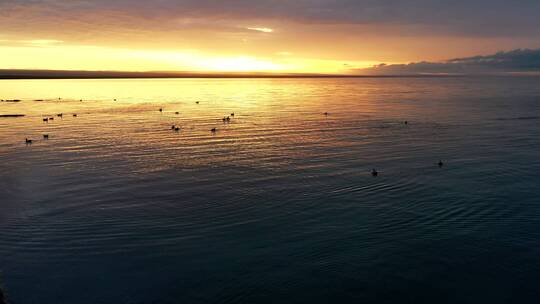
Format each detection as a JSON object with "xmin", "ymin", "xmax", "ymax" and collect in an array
[{"xmin": 0, "ymin": 69, "xmax": 468, "ymax": 79}]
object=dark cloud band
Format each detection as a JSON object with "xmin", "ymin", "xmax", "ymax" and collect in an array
[
  {"xmin": 360, "ymin": 49, "xmax": 540, "ymax": 75},
  {"xmin": 2, "ymin": 0, "xmax": 540, "ymax": 37}
]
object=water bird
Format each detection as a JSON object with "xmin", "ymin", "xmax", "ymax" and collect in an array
[
  {"xmin": 230, "ymin": 113, "xmax": 235, "ymax": 117},
  {"xmin": 175, "ymin": 112, "xmax": 180, "ymax": 115},
  {"xmin": 211, "ymin": 128, "xmax": 217, "ymax": 133},
  {"xmin": 43, "ymin": 134, "xmax": 49, "ymax": 139},
  {"xmin": 371, "ymin": 169, "xmax": 378, "ymax": 177},
  {"xmin": 404, "ymin": 121, "xmax": 408, "ymax": 125},
  {"xmin": 73, "ymin": 114, "xmax": 77, "ymax": 117},
  {"xmin": 226, "ymin": 116, "xmax": 230, "ymax": 122},
  {"xmin": 174, "ymin": 127, "xmax": 180, "ymax": 131},
  {"xmin": 49, "ymin": 117, "xmax": 54, "ymax": 120},
  {"xmin": 438, "ymin": 160, "xmax": 444, "ymax": 167},
  {"xmin": 114, "ymin": 99, "xmax": 117, "ymax": 101},
  {"xmin": 196, "ymin": 101, "xmax": 200, "ymax": 104},
  {"xmin": 43, "ymin": 118, "xmax": 49, "ymax": 122},
  {"xmin": 25, "ymin": 138, "xmax": 33, "ymax": 144},
  {"xmin": 171, "ymin": 125, "xmax": 176, "ymax": 130},
  {"xmin": 159, "ymin": 108, "xmax": 163, "ymax": 112},
  {"xmin": 57, "ymin": 113, "xmax": 63, "ymax": 117}
]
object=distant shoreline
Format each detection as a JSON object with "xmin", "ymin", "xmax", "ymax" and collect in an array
[
  {"xmin": 1, "ymin": 70, "xmax": 537, "ymax": 80},
  {"xmin": 0, "ymin": 69, "xmax": 511, "ymax": 79}
]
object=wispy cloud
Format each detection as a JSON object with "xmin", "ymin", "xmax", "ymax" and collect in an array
[
  {"xmin": 0, "ymin": 39, "xmax": 64, "ymax": 47},
  {"xmin": 21, "ymin": 39, "xmax": 63, "ymax": 45},
  {"xmin": 246, "ymin": 27, "xmax": 273, "ymax": 33}
]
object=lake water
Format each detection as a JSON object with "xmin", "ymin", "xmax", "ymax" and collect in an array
[{"xmin": 1, "ymin": 77, "xmax": 540, "ymax": 303}]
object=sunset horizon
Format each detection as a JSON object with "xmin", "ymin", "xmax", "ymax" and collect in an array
[
  {"xmin": 2, "ymin": 1, "xmax": 540, "ymax": 304},
  {"xmin": 2, "ymin": 47, "xmax": 540, "ymax": 77}
]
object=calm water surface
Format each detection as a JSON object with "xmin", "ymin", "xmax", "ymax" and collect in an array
[{"xmin": 1, "ymin": 77, "xmax": 540, "ymax": 303}]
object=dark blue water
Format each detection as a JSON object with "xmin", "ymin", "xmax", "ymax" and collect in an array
[{"xmin": 1, "ymin": 77, "xmax": 540, "ymax": 303}]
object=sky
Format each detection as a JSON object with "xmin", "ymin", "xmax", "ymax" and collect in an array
[{"xmin": 1, "ymin": 0, "xmax": 540, "ymax": 74}]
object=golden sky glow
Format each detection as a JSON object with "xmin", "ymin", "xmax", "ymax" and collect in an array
[
  {"xmin": 0, "ymin": 43, "xmax": 381, "ymax": 74},
  {"xmin": 1, "ymin": 1, "xmax": 540, "ymax": 74}
]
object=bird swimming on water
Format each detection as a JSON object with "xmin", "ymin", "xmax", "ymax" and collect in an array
[
  {"xmin": 230, "ymin": 113, "xmax": 235, "ymax": 117},
  {"xmin": 196, "ymin": 101, "xmax": 200, "ymax": 104},
  {"xmin": 174, "ymin": 127, "xmax": 180, "ymax": 131},
  {"xmin": 211, "ymin": 128, "xmax": 217, "ymax": 132},
  {"xmin": 438, "ymin": 160, "xmax": 444, "ymax": 167},
  {"xmin": 57, "ymin": 113, "xmax": 63, "ymax": 117},
  {"xmin": 371, "ymin": 169, "xmax": 378, "ymax": 176},
  {"xmin": 43, "ymin": 118, "xmax": 48, "ymax": 122},
  {"xmin": 43, "ymin": 134, "xmax": 49, "ymax": 139},
  {"xmin": 73, "ymin": 114, "xmax": 77, "ymax": 117},
  {"xmin": 25, "ymin": 138, "xmax": 33, "ymax": 144}
]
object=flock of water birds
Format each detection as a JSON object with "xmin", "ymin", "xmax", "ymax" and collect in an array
[
  {"xmin": 21, "ymin": 99, "xmax": 243, "ymax": 143},
  {"xmin": 14, "ymin": 98, "xmax": 445, "ymax": 176}
]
